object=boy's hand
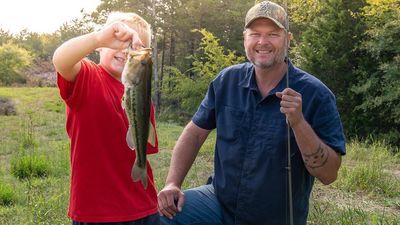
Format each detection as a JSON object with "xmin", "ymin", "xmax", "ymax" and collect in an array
[{"xmin": 96, "ymin": 21, "xmax": 144, "ymax": 50}]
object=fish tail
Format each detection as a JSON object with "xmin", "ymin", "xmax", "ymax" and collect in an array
[{"xmin": 131, "ymin": 160, "xmax": 148, "ymax": 189}]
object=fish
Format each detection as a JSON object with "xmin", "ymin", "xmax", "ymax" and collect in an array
[{"xmin": 121, "ymin": 47, "xmax": 156, "ymax": 189}]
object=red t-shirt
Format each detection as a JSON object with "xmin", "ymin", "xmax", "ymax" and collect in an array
[{"xmin": 57, "ymin": 59, "xmax": 159, "ymax": 222}]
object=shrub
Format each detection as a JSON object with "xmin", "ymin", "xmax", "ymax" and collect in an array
[
  {"xmin": 0, "ymin": 182, "xmax": 16, "ymax": 206},
  {"xmin": 11, "ymin": 155, "xmax": 51, "ymax": 179},
  {"xmin": 0, "ymin": 42, "xmax": 32, "ymax": 85},
  {"xmin": 338, "ymin": 162, "xmax": 400, "ymax": 197},
  {"xmin": 0, "ymin": 96, "xmax": 17, "ymax": 116}
]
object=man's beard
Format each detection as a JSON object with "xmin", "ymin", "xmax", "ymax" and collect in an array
[
  {"xmin": 246, "ymin": 39, "xmax": 288, "ymax": 69},
  {"xmin": 247, "ymin": 49, "xmax": 286, "ymax": 69}
]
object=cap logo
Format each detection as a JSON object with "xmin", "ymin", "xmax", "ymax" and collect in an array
[{"xmin": 260, "ymin": 1, "xmax": 271, "ymax": 14}]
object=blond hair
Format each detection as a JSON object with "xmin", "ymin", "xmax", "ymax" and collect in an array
[{"xmin": 105, "ymin": 12, "xmax": 151, "ymax": 47}]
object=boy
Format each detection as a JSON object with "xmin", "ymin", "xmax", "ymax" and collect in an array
[{"xmin": 53, "ymin": 12, "xmax": 160, "ymax": 225}]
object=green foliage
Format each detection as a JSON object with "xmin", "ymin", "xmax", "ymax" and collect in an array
[
  {"xmin": 14, "ymin": 31, "xmax": 59, "ymax": 60},
  {"xmin": 161, "ymin": 29, "xmax": 244, "ymax": 118},
  {"xmin": 295, "ymin": 0, "xmax": 366, "ymax": 116},
  {"xmin": 11, "ymin": 155, "xmax": 51, "ymax": 180},
  {"xmin": 293, "ymin": 0, "xmax": 400, "ymax": 146},
  {"xmin": 43, "ymin": 99, "xmax": 64, "ymax": 113},
  {"xmin": 10, "ymin": 113, "xmax": 51, "ymax": 180},
  {"xmin": 309, "ymin": 200, "xmax": 400, "ymax": 224},
  {"xmin": 350, "ymin": 1, "xmax": 400, "ymax": 145},
  {"xmin": 336, "ymin": 140, "xmax": 400, "ymax": 197},
  {"xmin": 339, "ymin": 163, "xmax": 399, "ymax": 197},
  {"xmin": 0, "ymin": 182, "xmax": 16, "ymax": 206},
  {"xmin": 345, "ymin": 139, "xmax": 398, "ymax": 163},
  {"xmin": 0, "ymin": 28, "xmax": 12, "ymax": 46},
  {"xmin": 19, "ymin": 115, "xmax": 39, "ymax": 150},
  {"xmin": 0, "ymin": 42, "xmax": 33, "ymax": 85}
]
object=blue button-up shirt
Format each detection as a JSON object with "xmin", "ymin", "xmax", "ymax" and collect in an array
[{"xmin": 192, "ymin": 61, "xmax": 346, "ymax": 225}]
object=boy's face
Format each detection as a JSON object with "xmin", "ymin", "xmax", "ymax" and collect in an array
[
  {"xmin": 99, "ymin": 21, "xmax": 150, "ymax": 80},
  {"xmin": 99, "ymin": 47, "xmax": 128, "ymax": 80}
]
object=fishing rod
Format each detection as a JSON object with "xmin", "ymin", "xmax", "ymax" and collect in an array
[{"xmin": 284, "ymin": 0, "xmax": 294, "ymax": 225}]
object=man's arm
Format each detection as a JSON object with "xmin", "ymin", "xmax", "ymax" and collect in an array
[
  {"xmin": 277, "ymin": 88, "xmax": 342, "ymax": 185},
  {"xmin": 52, "ymin": 22, "xmax": 142, "ymax": 81},
  {"xmin": 158, "ymin": 121, "xmax": 211, "ymax": 219},
  {"xmin": 291, "ymin": 119, "xmax": 341, "ymax": 184}
]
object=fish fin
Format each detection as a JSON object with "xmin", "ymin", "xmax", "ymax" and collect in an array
[
  {"xmin": 126, "ymin": 126, "xmax": 136, "ymax": 150},
  {"xmin": 131, "ymin": 161, "xmax": 148, "ymax": 189},
  {"xmin": 147, "ymin": 121, "xmax": 156, "ymax": 147}
]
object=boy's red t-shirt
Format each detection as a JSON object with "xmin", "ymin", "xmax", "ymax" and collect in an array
[{"xmin": 57, "ymin": 59, "xmax": 159, "ymax": 222}]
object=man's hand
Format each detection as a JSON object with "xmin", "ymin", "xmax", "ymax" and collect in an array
[
  {"xmin": 157, "ymin": 184, "xmax": 185, "ymax": 219},
  {"xmin": 276, "ymin": 88, "xmax": 304, "ymax": 128}
]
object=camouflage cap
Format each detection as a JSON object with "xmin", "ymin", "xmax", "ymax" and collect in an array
[{"xmin": 245, "ymin": 1, "xmax": 288, "ymax": 30}]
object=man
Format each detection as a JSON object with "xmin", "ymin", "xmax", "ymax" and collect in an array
[{"xmin": 158, "ymin": 1, "xmax": 346, "ymax": 225}]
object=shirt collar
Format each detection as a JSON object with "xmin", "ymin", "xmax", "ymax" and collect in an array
[{"xmin": 239, "ymin": 60, "xmax": 296, "ymax": 94}]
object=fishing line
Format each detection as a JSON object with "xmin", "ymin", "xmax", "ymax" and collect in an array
[{"xmin": 284, "ymin": 0, "xmax": 294, "ymax": 225}]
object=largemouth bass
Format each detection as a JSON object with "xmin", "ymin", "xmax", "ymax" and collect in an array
[{"xmin": 121, "ymin": 47, "xmax": 156, "ymax": 189}]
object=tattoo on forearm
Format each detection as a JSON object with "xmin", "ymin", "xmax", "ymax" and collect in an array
[{"xmin": 302, "ymin": 144, "xmax": 329, "ymax": 169}]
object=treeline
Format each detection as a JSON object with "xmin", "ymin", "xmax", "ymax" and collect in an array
[{"xmin": 0, "ymin": 0, "xmax": 399, "ymax": 147}]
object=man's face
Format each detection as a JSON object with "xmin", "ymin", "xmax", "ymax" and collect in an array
[{"xmin": 243, "ymin": 18, "xmax": 288, "ymax": 70}]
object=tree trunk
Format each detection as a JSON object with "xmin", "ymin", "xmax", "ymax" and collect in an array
[
  {"xmin": 151, "ymin": 0, "xmax": 160, "ymax": 115},
  {"xmin": 169, "ymin": 31, "xmax": 176, "ymax": 66},
  {"xmin": 160, "ymin": 31, "xmax": 166, "ymax": 100}
]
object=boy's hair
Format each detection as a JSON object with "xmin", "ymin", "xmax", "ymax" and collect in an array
[{"xmin": 105, "ymin": 12, "xmax": 151, "ymax": 47}]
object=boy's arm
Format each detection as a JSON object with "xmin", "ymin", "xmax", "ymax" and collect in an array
[
  {"xmin": 52, "ymin": 22, "xmax": 143, "ymax": 82},
  {"xmin": 52, "ymin": 32, "xmax": 98, "ymax": 81}
]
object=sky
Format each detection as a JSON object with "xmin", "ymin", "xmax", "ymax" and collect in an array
[{"xmin": 0, "ymin": 0, "xmax": 101, "ymax": 34}]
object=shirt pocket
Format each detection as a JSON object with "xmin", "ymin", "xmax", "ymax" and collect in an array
[
  {"xmin": 260, "ymin": 117, "xmax": 287, "ymax": 156},
  {"xmin": 216, "ymin": 105, "xmax": 245, "ymax": 142}
]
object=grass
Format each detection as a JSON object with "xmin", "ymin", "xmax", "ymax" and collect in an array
[
  {"xmin": 337, "ymin": 141, "xmax": 400, "ymax": 199},
  {"xmin": 0, "ymin": 182, "xmax": 15, "ymax": 206},
  {"xmin": 0, "ymin": 87, "xmax": 399, "ymax": 224}
]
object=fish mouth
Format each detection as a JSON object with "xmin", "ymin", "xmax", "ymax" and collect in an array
[
  {"xmin": 129, "ymin": 49, "xmax": 152, "ymax": 58},
  {"xmin": 114, "ymin": 56, "xmax": 126, "ymax": 63}
]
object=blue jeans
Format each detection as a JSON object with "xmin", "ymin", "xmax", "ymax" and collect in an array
[
  {"xmin": 160, "ymin": 184, "xmax": 223, "ymax": 225},
  {"xmin": 72, "ymin": 213, "xmax": 160, "ymax": 225}
]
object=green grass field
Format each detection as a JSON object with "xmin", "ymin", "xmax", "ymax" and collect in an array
[{"xmin": 0, "ymin": 87, "xmax": 399, "ymax": 225}]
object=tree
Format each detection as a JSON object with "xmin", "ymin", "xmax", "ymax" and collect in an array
[
  {"xmin": 56, "ymin": 13, "xmax": 98, "ymax": 62},
  {"xmin": 0, "ymin": 28, "xmax": 13, "ymax": 45},
  {"xmin": 162, "ymin": 29, "xmax": 244, "ymax": 119},
  {"xmin": 295, "ymin": 0, "xmax": 366, "ymax": 136},
  {"xmin": 351, "ymin": 0, "xmax": 400, "ymax": 145},
  {"xmin": 14, "ymin": 31, "xmax": 59, "ymax": 60},
  {"xmin": 0, "ymin": 42, "xmax": 33, "ymax": 85}
]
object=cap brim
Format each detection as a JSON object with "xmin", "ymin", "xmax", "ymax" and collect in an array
[{"xmin": 245, "ymin": 16, "xmax": 285, "ymax": 29}]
